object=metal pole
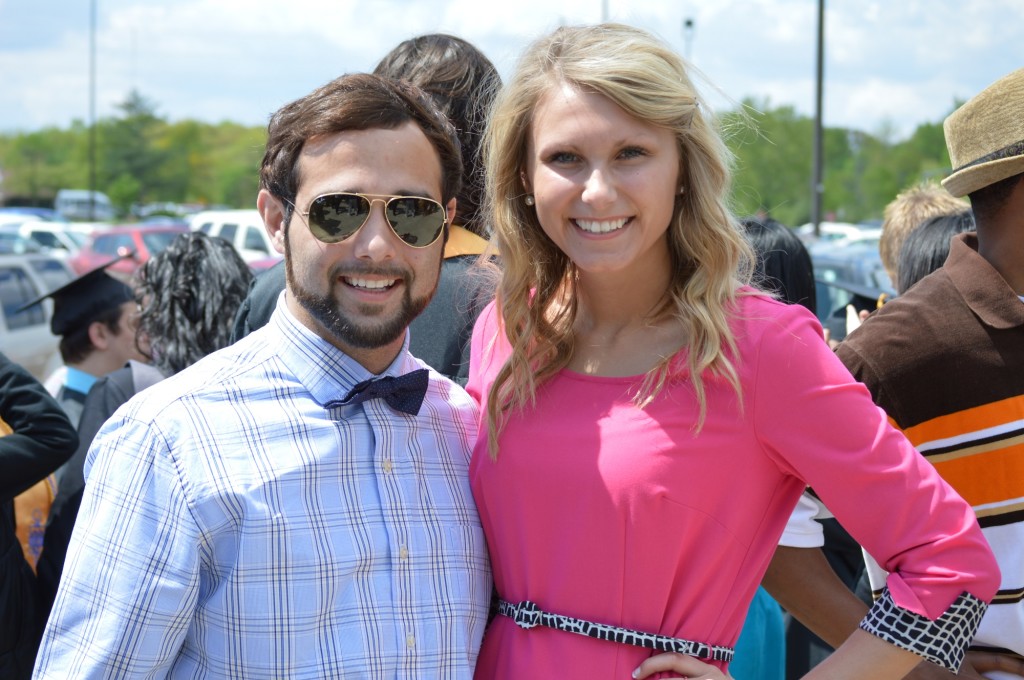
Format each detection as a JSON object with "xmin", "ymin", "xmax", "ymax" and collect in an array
[
  {"xmin": 89, "ymin": 0, "xmax": 97, "ymax": 221},
  {"xmin": 683, "ymin": 18, "xmax": 695, "ymax": 62},
  {"xmin": 812, "ymin": 0, "xmax": 824, "ymax": 237},
  {"xmin": 601, "ymin": 0, "xmax": 608, "ymax": 22}
]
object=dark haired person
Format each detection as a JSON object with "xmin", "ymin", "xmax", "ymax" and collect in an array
[
  {"xmin": 35, "ymin": 231, "xmax": 253, "ymax": 626},
  {"xmin": 232, "ymin": 33, "xmax": 500, "ymax": 386},
  {"xmin": 838, "ymin": 68, "xmax": 1024, "ymax": 678},
  {"xmin": 21, "ymin": 261, "xmax": 144, "ymax": 426},
  {"xmin": 895, "ymin": 209, "xmax": 975, "ymax": 295},
  {"xmin": 35, "ymin": 74, "xmax": 490, "ymax": 678}
]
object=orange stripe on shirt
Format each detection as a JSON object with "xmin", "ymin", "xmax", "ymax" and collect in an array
[
  {"xmin": 931, "ymin": 441, "xmax": 1024, "ymax": 507},
  {"xmin": 900, "ymin": 394, "xmax": 1024, "ymax": 447}
]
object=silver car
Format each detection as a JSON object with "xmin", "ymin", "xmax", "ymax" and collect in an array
[{"xmin": 0, "ymin": 253, "xmax": 75, "ymax": 381}]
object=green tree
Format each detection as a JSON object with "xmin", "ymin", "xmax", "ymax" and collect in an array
[
  {"xmin": 97, "ymin": 90, "xmax": 171, "ymax": 213},
  {"xmin": 1, "ymin": 89, "xmax": 960, "ymax": 224},
  {"xmin": 0, "ymin": 126, "xmax": 86, "ymax": 202},
  {"xmin": 725, "ymin": 99, "xmax": 816, "ymax": 227}
]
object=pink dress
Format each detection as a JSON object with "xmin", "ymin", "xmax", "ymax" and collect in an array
[{"xmin": 467, "ymin": 293, "xmax": 998, "ymax": 678}]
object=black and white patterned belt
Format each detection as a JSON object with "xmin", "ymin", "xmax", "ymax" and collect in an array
[{"xmin": 496, "ymin": 599, "xmax": 734, "ymax": 663}]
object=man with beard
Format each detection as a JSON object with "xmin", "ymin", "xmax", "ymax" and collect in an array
[{"xmin": 34, "ymin": 74, "xmax": 491, "ymax": 679}]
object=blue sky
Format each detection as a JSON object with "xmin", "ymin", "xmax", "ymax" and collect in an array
[{"xmin": 1, "ymin": 0, "xmax": 1021, "ymax": 140}]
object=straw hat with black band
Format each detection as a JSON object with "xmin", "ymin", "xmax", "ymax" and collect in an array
[{"xmin": 942, "ymin": 67, "xmax": 1024, "ymax": 198}]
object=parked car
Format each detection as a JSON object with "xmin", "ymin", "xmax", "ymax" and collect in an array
[
  {"xmin": 811, "ymin": 242, "xmax": 895, "ymax": 342},
  {"xmin": 189, "ymin": 209, "xmax": 280, "ymax": 265},
  {"xmin": 0, "ymin": 253, "xmax": 75, "ymax": 380},
  {"xmin": 0, "ymin": 206, "xmax": 69, "ymax": 223},
  {"xmin": 54, "ymin": 188, "xmax": 116, "ymax": 221},
  {"xmin": 68, "ymin": 223, "xmax": 190, "ymax": 277},
  {"xmin": 2, "ymin": 220, "xmax": 87, "ymax": 256},
  {"xmin": 795, "ymin": 221, "xmax": 887, "ymax": 255},
  {"xmin": 0, "ymin": 226, "xmax": 44, "ymax": 254}
]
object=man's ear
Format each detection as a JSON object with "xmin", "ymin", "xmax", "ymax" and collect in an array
[
  {"xmin": 87, "ymin": 320, "xmax": 110, "ymax": 350},
  {"xmin": 445, "ymin": 197, "xmax": 457, "ymax": 227},
  {"xmin": 257, "ymin": 189, "xmax": 287, "ymax": 255}
]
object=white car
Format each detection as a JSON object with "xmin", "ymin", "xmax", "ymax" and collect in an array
[
  {"xmin": 12, "ymin": 220, "xmax": 88, "ymax": 257},
  {"xmin": 0, "ymin": 253, "xmax": 75, "ymax": 381},
  {"xmin": 189, "ymin": 209, "xmax": 280, "ymax": 264}
]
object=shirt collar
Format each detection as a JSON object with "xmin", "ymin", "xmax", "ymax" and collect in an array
[
  {"xmin": 64, "ymin": 366, "xmax": 98, "ymax": 395},
  {"xmin": 946, "ymin": 232, "xmax": 1024, "ymax": 330},
  {"xmin": 265, "ymin": 292, "xmax": 420, "ymax": 407}
]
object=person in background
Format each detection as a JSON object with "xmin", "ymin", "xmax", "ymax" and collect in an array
[
  {"xmin": 0, "ymin": 352, "xmax": 77, "ymax": 680},
  {"xmin": 838, "ymin": 67, "xmax": 1024, "ymax": 680},
  {"xmin": 20, "ymin": 259, "xmax": 145, "ymax": 426},
  {"xmin": 34, "ymin": 73, "xmax": 491, "ymax": 678},
  {"xmin": 895, "ymin": 209, "xmax": 975, "ymax": 295},
  {"xmin": 12, "ymin": 259, "xmax": 144, "ymax": 603},
  {"xmin": 467, "ymin": 22, "xmax": 997, "ymax": 680},
  {"xmin": 35, "ymin": 231, "xmax": 253, "ymax": 626},
  {"xmin": 878, "ymin": 182, "xmax": 968, "ymax": 287},
  {"xmin": 739, "ymin": 217, "xmax": 888, "ymax": 679},
  {"xmin": 232, "ymin": 33, "xmax": 500, "ymax": 386},
  {"xmin": 732, "ymin": 215, "xmax": 818, "ymax": 680}
]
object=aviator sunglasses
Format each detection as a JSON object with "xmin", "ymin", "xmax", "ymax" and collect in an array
[{"xmin": 286, "ymin": 192, "xmax": 448, "ymax": 248}]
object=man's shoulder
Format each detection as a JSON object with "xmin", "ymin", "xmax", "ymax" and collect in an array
[
  {"xmin": 835, "ymin": 268, "xmax": 991, "ymax": 415},
  {"xmin": 417, "ymin": 356, "xmax": 478, "ymax": 413},
  {"xmin": 124, "ymin": 334, "xmax": 282, "ymax": 420},
  {"xmin": 841, "ymin": 271, "xmax": 959, "ymax": 354}
]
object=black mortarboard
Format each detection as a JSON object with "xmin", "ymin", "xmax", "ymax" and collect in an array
[{"xmin": 20, "ymin": 257, "xmax": 135, "ymax": 336}]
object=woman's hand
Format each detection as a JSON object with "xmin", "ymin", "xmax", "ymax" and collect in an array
[{"xmin": 631, "ymin": 653, "xmax": 733, "ymax": 679}]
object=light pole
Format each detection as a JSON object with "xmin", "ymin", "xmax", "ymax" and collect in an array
[
  {"xmin": 89, "ymin": 0, "xmax": 97, "ymax": 221},
  {"xmin": 811, "ymin": 0, "xmax": 824, "ymax": 237},
  {"xmin": 683, "ymin": 17, "xmax": 695, "ymax": 62}
]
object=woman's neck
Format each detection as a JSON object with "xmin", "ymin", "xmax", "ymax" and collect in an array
[{"xmin": 568, "ymin": 261, "xmax": 683, "ymax": 377}]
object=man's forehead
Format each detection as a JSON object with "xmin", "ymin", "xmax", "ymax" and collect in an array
[{"xmin": 297, "ymin": 123, "xmax": 444, "ymax": 197}]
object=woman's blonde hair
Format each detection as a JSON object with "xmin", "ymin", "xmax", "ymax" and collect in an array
[{"xmin": 482, "ymin": 23, "xmax": 754, "ymax": 455}]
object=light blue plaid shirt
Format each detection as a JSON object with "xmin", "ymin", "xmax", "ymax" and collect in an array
[{"xmin": 35, "ymin": 298, "xmax": 491, "ymax": 679}]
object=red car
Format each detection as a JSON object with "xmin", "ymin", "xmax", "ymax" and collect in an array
[{"xmin": 68, "ymin": 224, "xmax": 190, "ymax": 277}]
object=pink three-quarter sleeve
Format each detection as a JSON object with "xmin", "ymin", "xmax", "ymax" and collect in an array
[{"xmin": 749, "ymin": 300, "xmax": 999, "ymax": 671}]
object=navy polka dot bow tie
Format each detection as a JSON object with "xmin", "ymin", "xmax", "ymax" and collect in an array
[{"xmin": 328, "ymin": 369, "xmax": 430, "ymax": 416}]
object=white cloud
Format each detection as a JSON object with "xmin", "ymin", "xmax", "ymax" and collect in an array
[{"xmin": 0, "ymin": 0, "xmax": 1020, "ymax": 138}]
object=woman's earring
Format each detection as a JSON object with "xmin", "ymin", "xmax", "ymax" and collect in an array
[{"xmin": 524, "ymin": 195, "xmax": 535, "ymax": 206}]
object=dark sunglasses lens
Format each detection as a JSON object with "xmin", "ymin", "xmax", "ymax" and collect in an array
[
  {"xmin": 386, "ymin": 198, "xmax": 445, "ymax": 247},
  {"xmin": 307, "ymin": 194, "xmax": 369, "ymax": 243}
]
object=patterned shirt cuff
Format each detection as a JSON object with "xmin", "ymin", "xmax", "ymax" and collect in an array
[{"xmin": 858, "ymin": 588, "xmax": 987, "ymax": 672}]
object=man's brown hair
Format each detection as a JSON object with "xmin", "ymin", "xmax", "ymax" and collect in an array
[{"xmin": 259, "ymin": 73, "xmax": 462, "ymax": 213}]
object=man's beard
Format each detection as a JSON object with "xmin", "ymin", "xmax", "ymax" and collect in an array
[{"xmin": 284, "ymin": 230, "xmax": 437, "ymax": 350}]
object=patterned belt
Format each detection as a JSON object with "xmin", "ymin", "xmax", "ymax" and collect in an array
[{"xmin": 497, "ymin": 599, "xmax": 734, "ymax": 663}]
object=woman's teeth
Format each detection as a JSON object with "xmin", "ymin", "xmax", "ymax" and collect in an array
[{"xmin": 575, "ymin": 218, "xmax": 628, "ymax": 234}]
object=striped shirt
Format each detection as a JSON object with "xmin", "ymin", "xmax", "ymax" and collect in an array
[
  {"xmin": 35, "ymin": 298, "xmax": 491, "ymax": 679},
  {"xmin": 838, "ymin": 233, "xmax": 1024, "ymax": 660}
]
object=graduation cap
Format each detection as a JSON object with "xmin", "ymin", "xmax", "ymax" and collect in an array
[{"xmin": 20, "ymin": 257, "xmax": 135, "ymax": 336}]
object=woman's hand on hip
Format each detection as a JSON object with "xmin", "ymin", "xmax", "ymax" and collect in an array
[{"xmin": 632, "ymin": 653, "xmax": 733, "ymax": 679}]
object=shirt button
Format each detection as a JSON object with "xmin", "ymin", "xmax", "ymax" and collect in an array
[
  {"xmin": 406, "ymin": 634, "xmax": 415, "ymax": 648},
  {"xmin": 399, "ymin": 545, "xmax": 409, "ymax": 560},
  {"xmin": 382, "ymin": 459, "xmax": 393, "ymax": 473}
]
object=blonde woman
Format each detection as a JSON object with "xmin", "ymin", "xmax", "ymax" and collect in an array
[{"xmin": 466, "ymin": 23, "xmax": 997, "ymax": 680}]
